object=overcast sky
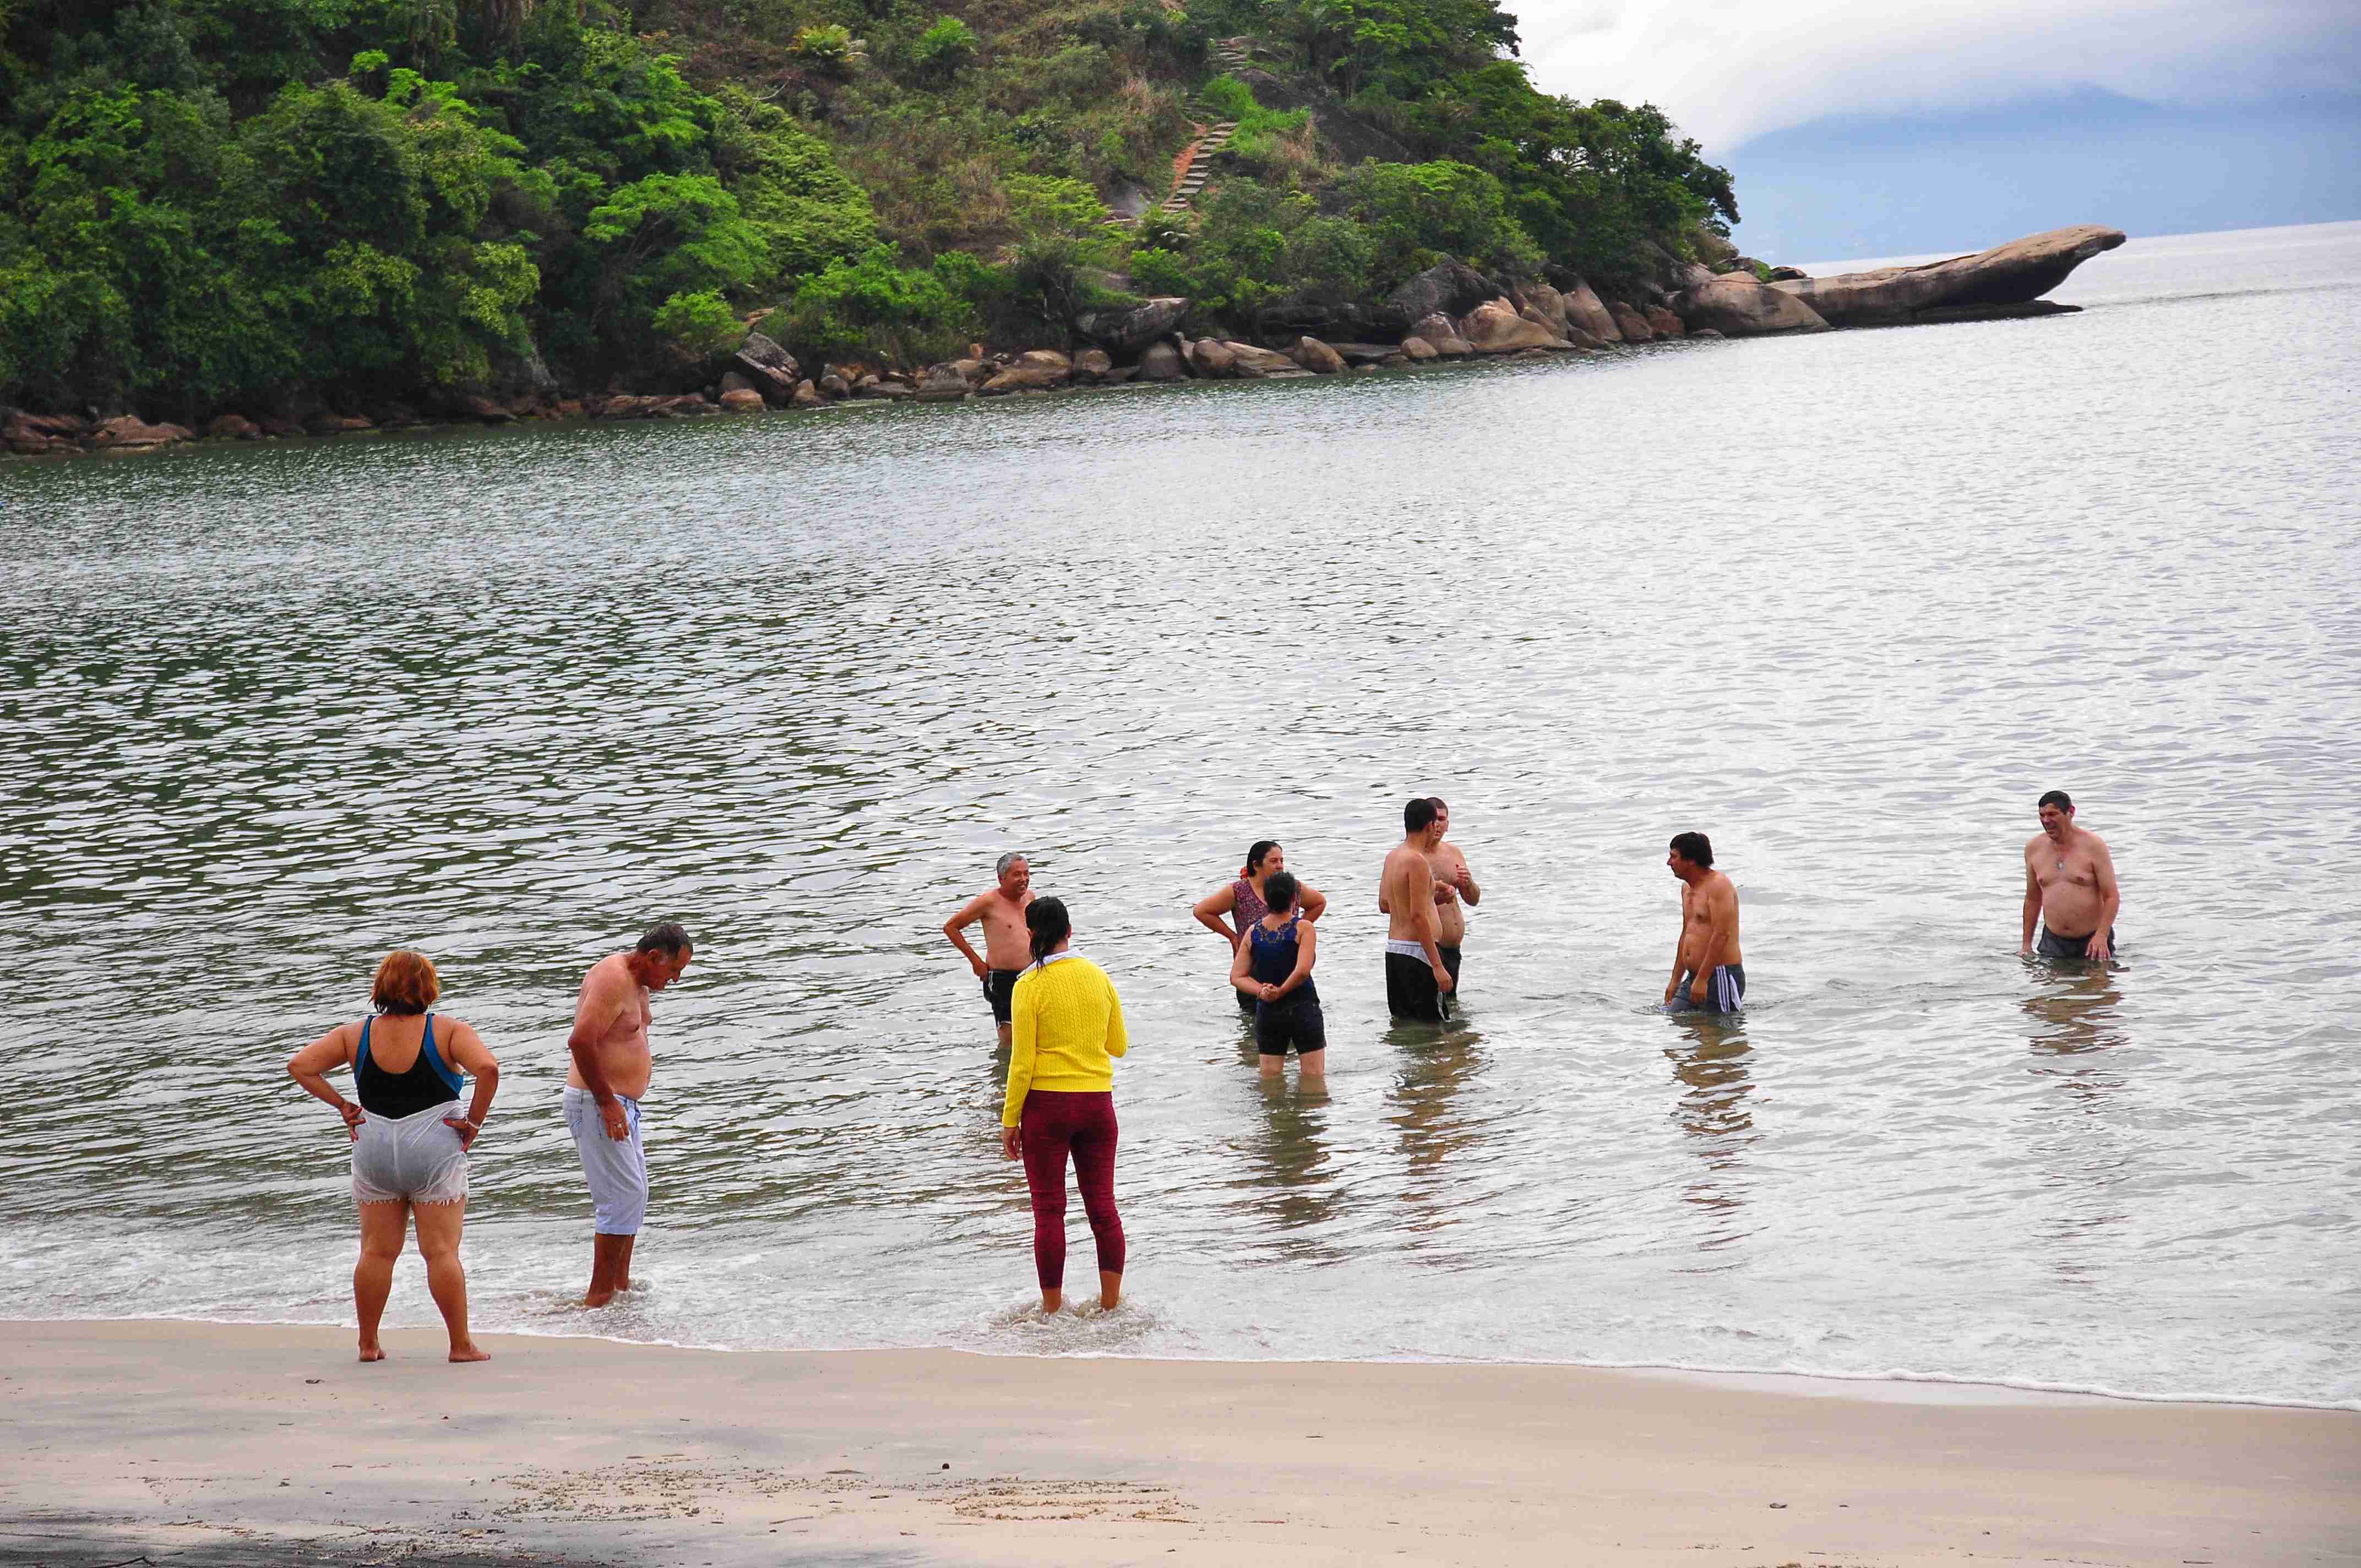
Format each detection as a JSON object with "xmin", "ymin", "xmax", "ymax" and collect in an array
[{"xmin": 1522, "ymin": 0, "xmax": 2361, "ymax": 262}]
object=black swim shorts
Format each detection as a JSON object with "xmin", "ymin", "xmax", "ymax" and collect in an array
[
  {"xmin": 983, "ymin": 968, "xmax": 1022, "ymax": 1023},
  {"xmin": 1255, "ymin": 996, "xmax": 1327, "ymax": 1056},
  {"xmin": 2037, "ymin": 927, "xmax": 2115, "ymax": 962},
  {"xmin": 1385, "ymin": 944, "xmax": 1461, "ymax": 1021}
]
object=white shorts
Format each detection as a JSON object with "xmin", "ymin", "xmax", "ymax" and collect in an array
[
  {"xmin": 351, "ymin": 1100, "xmax": 469, "ymax": 1207},
  {"xmin": 564, "ymin": 1086, "xmax": 648, "ymax": 1235}
]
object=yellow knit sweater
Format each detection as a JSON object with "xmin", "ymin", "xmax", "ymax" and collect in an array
[{"xmin": 1002, "ymin": 952, "xmax": 1128, "ymax": 1126}]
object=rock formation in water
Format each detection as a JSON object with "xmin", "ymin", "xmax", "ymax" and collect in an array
[{"xmin": 1769, "ymin": 225, "xmax": 2126, "ymax": 328}]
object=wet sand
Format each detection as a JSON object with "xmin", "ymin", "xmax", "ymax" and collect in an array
[{"xmin": 4, "ymin": 1320, "xmax": 2354, "ymax": 1567}]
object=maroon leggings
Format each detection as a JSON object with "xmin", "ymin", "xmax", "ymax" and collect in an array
[{"xmin": 1019, "ymin": 1090, "xmax": 1124, "ymax": 1289}]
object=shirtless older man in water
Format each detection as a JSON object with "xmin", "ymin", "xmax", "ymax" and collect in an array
[
  {"xmin": 2021, "ymin": 790, "xmax": 2120, "ymax": 963},
  {"xmin": 1665, "ymin": 832, "xmax": 1744, "ymax": 1013},
  {"xmin": 1380, "ymin": 798, "xmax": 1459, "ymax": 1020},
  {"xmin": 564, "ymin": 922, "xmax": 693, "ymax": 1308},
  {"xmin": 1380, "ymin": 796, "xmax": 1482, "ymax": 1007},
  {"xmin": 944, "ymin": 853, "xmax": 1036, "ymax": 1047}
]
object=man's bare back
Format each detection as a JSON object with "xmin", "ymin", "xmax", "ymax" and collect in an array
[{"xmin": 566, "ymin": 952, "xmax": 653, "ymax": 1102}]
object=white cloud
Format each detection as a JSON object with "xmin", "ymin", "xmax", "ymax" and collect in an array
[{"xmin": 1520, "ymin": 0, "xmax": 2361, "ymax": 153}]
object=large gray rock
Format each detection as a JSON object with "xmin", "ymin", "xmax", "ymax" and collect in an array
[
  {"xmin": 1676, "ymin": 276, "xmax": 1832, "ymax": 337},
  {"xmin": 1561, "ymin": 277, "xmax": 1621, "ymax": 342},
  {"xmin": 915, "ymin": 363, "xmax": 973, "ymax": 402},
  {"xmin": 1771, "ymin": 224, "xmax": 2126, "ymax": 326},
  {"xmin": 1386, "ymin": 262, "xmax": 1496, "ymax": 334},
  {"xmin": 1412, "ymin": 312, "xmax": 1458, "ymax": 345},
  {"xmin": 1073, "ymin": 347, "xmax": 1115, "ymax": 384},
  {"xmin": 1075, "ymin": 297, "xmax": 1190, "ymax": 355},
  {"xmin": 1137, "ymin": 341, "xmax": 1188, "ymax": 382},
  {"xmin": 732, "ymin": 332, "xmax": 801, "ymax": 403}
]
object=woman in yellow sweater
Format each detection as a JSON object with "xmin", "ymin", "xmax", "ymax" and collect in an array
[{"xmin": 1000, "ymin": 897, "xmax": 1129, "ymax": 1313}]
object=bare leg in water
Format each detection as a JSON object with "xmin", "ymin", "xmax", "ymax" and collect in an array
[
  {"xmin": 585, "ymin": 1232, "xmax": 636, "ymax": 1307},
  {"xmin": 1040, "ymin": 1272, "xmax": 1121, "ymax": 1315},
  {"xmin": 412, "ymin": 1197, "xmax": 489, "ymax": 1362},
  {"xmin": 354, "ymin": 1200, "xmax": 406, "ymax": 1362}
]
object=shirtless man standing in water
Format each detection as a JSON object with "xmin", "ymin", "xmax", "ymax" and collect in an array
[
  {"xmin": 944, "ymin": 853, "xmax": 1036, "ymax": 1047},
  {"xmin": 1380, "ymin": 796, "xmax": 1482, "ymax": 1004},
  {"xmin": 1380, "ymin": 799, "xmax": 1458, "ymax": 1020},
  {"xmin": 2021, "ymin": 790, "xmax": 2119, "ymax": 962},
  {"xmin": 564, "ymin": 922, "xmax": 694, "ymax": 1308},
  {"xmin": 1664, "ymin": 832, "xmax": 1744, "ymax": 1013}
]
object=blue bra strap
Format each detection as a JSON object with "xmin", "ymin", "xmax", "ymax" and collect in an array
[{"xmin": 418, "ymin": 1015, "xmax": 464, "ymax": 1095}]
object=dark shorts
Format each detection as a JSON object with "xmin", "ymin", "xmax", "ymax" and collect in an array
[
  {"xmin": 1670, "ymin": 964, "xmax": 1746, "ymax": 1014},
  {"xmin": 983, "ymin": 968, "xmax": 1022, "ymax": 1023},
  {"xmin": 1255, "ymin": 996, "xmax": 1326, "ymax": 1056},
  {"xmin": 1385, "ymin": 945, "xmax": 1462, "ymax": 1021},
  {"xmin": 2038, "ymin": 926, "xmax": 2115, "ymax": 962}
]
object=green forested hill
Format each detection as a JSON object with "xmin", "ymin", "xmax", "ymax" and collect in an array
[{"xmin": 0, "ymin": 0, "xmax": 1738, "ymax": 422}]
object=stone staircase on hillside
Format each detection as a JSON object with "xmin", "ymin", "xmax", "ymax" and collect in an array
[{"xmin": 1107, "ymin": 37, "xmax": 1258, "ymax": 227}]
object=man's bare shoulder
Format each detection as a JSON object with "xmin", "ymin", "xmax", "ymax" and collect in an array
[
  {"xmin": 1709, "ymin": 870, "xmax": 1738, "ymax": 906},
  {"xmin": 2076, "ymin": 828, "xmax": 2112, "ymax": 854},
  {"xmin": 581, "ymin": 952, "xmax": 633, "ymax": 995},
  {"xmin": 2023, "ymin": 833, "xmax": 2049, "ymax": 859}
]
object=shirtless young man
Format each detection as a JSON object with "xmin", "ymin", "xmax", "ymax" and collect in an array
[
  {"xmin": 2021, "ymin": 790, "xmax": 2120, "ymax": 963},
  {"xmin": 564, "ymin": 922, "xmax": 693, "ymax": 1308},
  {"xmin": 1424, "ymin": 797, "xmax": 1481, "ymax": 991},
  {"xmin": 1380, "ymin": 798, "xmax": 1458, "ymax": 1021},
  {"xmin": 944, "ymin": 853, "xmax": 1036, "ymax": 1047},
  {"xmin": 1664, "ymin": 832, "xmax": 1745, "ymax": 1013}
]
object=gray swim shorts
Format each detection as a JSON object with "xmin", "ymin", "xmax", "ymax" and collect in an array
[
  {"xmin": 351, "ymin": 1100, "xmax": 469, "ymax": 1207},
  {"xmin": 564, "ymin": 1086, "xmax": 649, "ymax": 1236}
]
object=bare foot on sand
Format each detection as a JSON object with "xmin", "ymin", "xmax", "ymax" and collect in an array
[
  {"xmin": 449, "ymin": 1343, "xmax": 491, "ymax": 1363},
  {"xmin": 358, "ymin": 1343, "xmax": 385, "ymax": 1363}
]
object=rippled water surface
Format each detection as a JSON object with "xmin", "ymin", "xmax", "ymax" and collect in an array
[{"xmin": 4, "ymin": 221, "xmax": 2357, "ymax": 1406}]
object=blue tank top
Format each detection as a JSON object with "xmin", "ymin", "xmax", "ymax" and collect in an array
[
  {"xmin": 1247, "ymin": 913, "xmax": 1316, "ymax": 1004},
  {"xmin": 355, "ymin": 1014, "xmax": 464, "ymax": 1117}
]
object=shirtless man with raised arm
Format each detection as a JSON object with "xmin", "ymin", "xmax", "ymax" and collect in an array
[
  {"xmin": 1380, "ymin": 798, "xmax": 1458, "ymax": 1021},
  {"xmin": 1665, "ymin": 832, "xmax": 1745, "ymax": 1013},
  {"xmin": 2021, "ymin": 790, "xmax": 2119, "ymax": 963},
  {"xmin": 944, "ymin": 853, "xmax": 1035, "ymax": 1047},
  {"xmin": 564, "ymin": 921, "xmax": 693, "ymax": 1308}
]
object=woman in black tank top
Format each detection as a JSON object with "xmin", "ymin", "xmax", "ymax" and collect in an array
[{"xmin": 287, "ymin": 950, "xmax": 501, "ymax": 1364}]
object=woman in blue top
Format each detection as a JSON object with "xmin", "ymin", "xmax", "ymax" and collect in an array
[
  {"xmin": 1230, "ymin": 872, "xmax": 1324, "ymax": 1082},
  {"xmin": 287, "ymin": 950, "xmax": 500, "ymax": 1363}
]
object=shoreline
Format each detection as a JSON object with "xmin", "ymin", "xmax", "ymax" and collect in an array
[
  {"xmin": 7, "ymin": 1320, "xmax": 2354, "ymax": 1566},
  {"xmin": 20, "ymin": 1310, "xmax": 2351, "ymax": 1415}
]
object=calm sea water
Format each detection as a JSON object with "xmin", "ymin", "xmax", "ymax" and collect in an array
[{"xmin": 3, "ymin": 221, "xmax": 2355, "ymax": 1407}]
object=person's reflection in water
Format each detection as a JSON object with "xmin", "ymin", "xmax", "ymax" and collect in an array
[
  {"xmin": 1386, "ymin": 1016, "xmax": 1487, "ymax": 1236},
  {"xmin": 1233, "ymin": 1077, "xmax": 1345, "ymax": 1258},
  {"xmin": 2020, "ymin": 959, "xmax": 2131, "ymax": 1282},
  {"xmin": 1663, "ymin": 1010, "xmax": 1758, "ymax": 1253}
]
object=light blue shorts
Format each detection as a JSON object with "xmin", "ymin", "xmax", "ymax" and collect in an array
[{"xmin": 564, "ymin": 1086, "xmax": 648, "ymax": 1235}]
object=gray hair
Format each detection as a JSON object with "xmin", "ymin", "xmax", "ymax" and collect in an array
[
  {"xmin": 636, "ymin": 921, "xmax": 693, "ymax": 959},
  {"xmin": 995, "ymin": 852, "xmax": 1026, "ymax": 878}
]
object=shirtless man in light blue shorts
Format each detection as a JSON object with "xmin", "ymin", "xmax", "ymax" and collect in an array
[{"xmin": 565, "ymin": 922, "xmax": 694, "ymax": 1308}]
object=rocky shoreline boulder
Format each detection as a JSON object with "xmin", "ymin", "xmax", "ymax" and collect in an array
[
  {"xmin": 1075, "ymin": 298, "xmax": 1190, "ymax": 355},
  {"xmin": 1770, "ymin": 224, "xmax": 2126, "ymax": 327},
  {"xmin": 1676, "ymin": 275, "xmax": 1832, "ymax": 337},
  {"xmin": 1386, "ymin": 262, "xmax": 1496, "ymax": 334},
  {"xmin": 731, "ymin": 332, "xmax": 802, "ymax": 403},
  {"xmin": 1462, "ymin": 300, "xmax": 1571, "ymax": 353}
]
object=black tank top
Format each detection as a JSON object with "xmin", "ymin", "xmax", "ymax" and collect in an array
[
  {"xmin": 1247, "ymin": 914, "xmax": 1318, "ymax": 1005},
  {"xmin": 355, "ymin": 1014, "xmax": 464, "ymax": 1118}
]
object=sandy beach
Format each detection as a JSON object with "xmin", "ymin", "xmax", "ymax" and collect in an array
[{"xmin": 3, "ymin": 1321, "xmax": 2354, "ymax": 1566}]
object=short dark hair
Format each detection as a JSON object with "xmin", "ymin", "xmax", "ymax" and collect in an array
[
  {"xmin": 1426, "ymin": 796, "xmax": 1449, "ymax": 815},
  {"xmin": 2037, "ymin": 790, "xmax": 2074, "ymax": 813},
  {"xmin": 1262, "ymin": 871, "xmax": 1299, "ymax": 912},
  {"xmin": 1405, "ymin": 797, "xmax": 1438, "ymax": 833},
  {"xmin": 1025, "ymin": 896, "xmax": 1071, "ymax": 966},
  {"xmin": 637, "ymin": 922, "xmax": 693, "ymax": 959},
  {"xmin": 1669, "ymin": 831, "xmax": 1713, "ymax": 868}
]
